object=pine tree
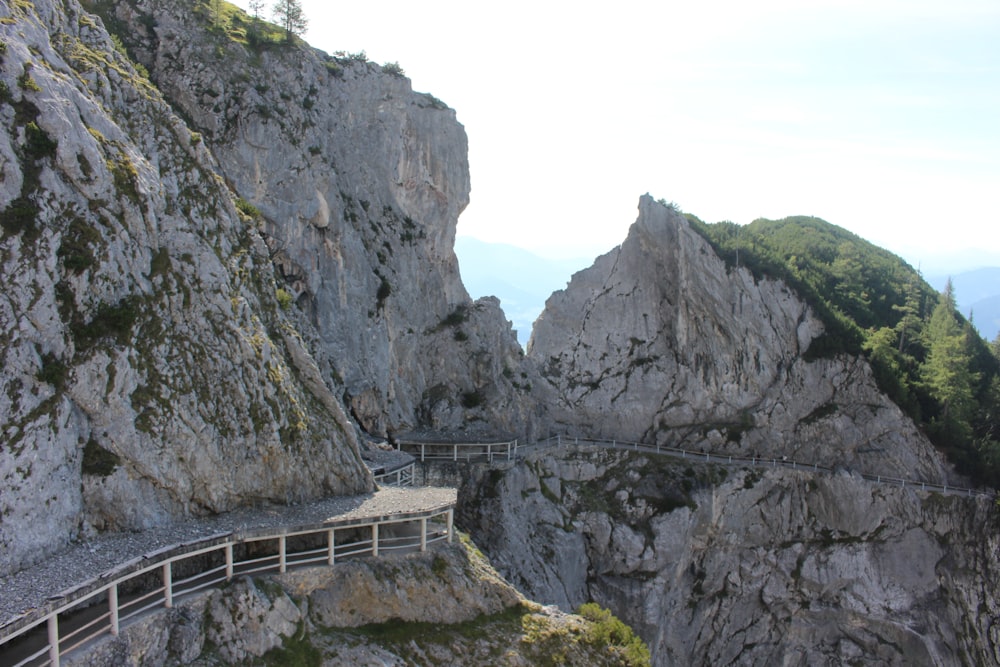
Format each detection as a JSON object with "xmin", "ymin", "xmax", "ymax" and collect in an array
[
  {"xmin": 921, "ymin": 280, "xmax": 978, "ymax": 441},
  {"xmin": 273, "ymin": 0, "xmax": 308, "ymax": 42},
  {"xmin": 892, "ymin": 272, "xmax": 924, "ymax": 355}
]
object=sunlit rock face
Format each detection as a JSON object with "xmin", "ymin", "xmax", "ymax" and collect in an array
[
  {"xmin": 528, "ymin": 195, "xmax": 950, "ymax": 481},
  {"xmin": 0, "ymin": 0, "xmax": 371, "ymax": 576},
  {"xmin": 460, "ymin": 447, "xmax": 1000, "ymax": 666},
  {"xmin": 114, "ymin": 0, "xmax": 538, "ymax": 440}
]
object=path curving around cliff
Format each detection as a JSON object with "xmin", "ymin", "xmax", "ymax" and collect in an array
[{"xmin": 0, "ymin": 486, "xmax": 455, "ymax": 630}]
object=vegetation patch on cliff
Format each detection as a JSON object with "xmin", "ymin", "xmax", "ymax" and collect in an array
[{"xmin": 685, "ymin": 211, "xmax": 1000, "ymax": 486}]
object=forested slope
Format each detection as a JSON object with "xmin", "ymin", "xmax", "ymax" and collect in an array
[{"xmin": 686, "ymin": 212, "xmax": 1000, "ymax": 485}]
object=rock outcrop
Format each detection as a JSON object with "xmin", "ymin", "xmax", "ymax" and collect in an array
[
  {"xmin": 66, "ymin": 540, "xmax": 648, "ymax": 666},
  {"xmin": 0, "ymin": 0, "xmax": 371, "ymax": 575},
  {"xmin": 460, "ymin": 446, "xmax": 1000, "ymax": 666},
  {"xmin": 528, "ymin": 195, "xmax": 951, "ymax": 481},
  {"xmin": 100, "ymin": 0, "xmax": 538, "ymax": 441}
]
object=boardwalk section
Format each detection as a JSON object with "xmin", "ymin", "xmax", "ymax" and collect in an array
[
  {"xmin": 399, "ymin": 434, "xmax": 993, "ymax": 500},
  {"xmin": 397, "ymin": 439, "xmax": 518, "ymax": 463},
  {"xmin": 526, "ymin": 436, "xmax": 995, "ymax": 500},
  {"xmin": 0, "ymin": 489, "xmax": 455, "ymax": 667}
]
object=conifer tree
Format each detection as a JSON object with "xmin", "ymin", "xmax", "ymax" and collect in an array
[
  {"xmin": 922, "ymin": 280, "xmax": 978, "ymax": 441},
  {"xmin": 273, "ymin": 0, "xmax": 308, "ymax": 42},
  {"xmin": 892, "ymin": 272, "xmax": 924, "ymax": 355}
]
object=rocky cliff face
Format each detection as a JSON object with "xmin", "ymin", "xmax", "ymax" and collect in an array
[
  {"xmin": 528, "ymin": 195, "xmax": 951, "ymax": 481},
  {"xmin": 0, "ymin": 0, "xmax": 371, "ymax": 576},
  {"xmin": 460, "ymin": 447, "xmax": 1000, "ymax": 666},
  {"xmin": 98, "ymin": 0, "xmax": 537, "ymax": 440}
]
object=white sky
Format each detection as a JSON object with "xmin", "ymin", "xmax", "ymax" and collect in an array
[{"xmin": 231, "ymin": 0, "xmax": 1000, "ymax": 273}]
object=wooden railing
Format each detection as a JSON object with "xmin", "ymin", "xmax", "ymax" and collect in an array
[
  {"xmin": 373, "ymin": 461, "xmax": 415, "ymax": 486},
  {"xmin": 0, "ymin": 504, "xmax": 454, "ymax": 667},
  {"xmin": 397, "ymin": 439, "xmax": 518, "ymax": 463},
  {"xmin": 527, "ymin": 435, "xmax": 995, "ymax": 500}
]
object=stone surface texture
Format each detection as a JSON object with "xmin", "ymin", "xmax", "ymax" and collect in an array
[
  {"xmin": 109, "ymin": 0, "xmax": 537, "ymax": 441},
  {"xmin": 459, "ymin": 446, "xmax": 1000, "ymax": 666},
  {"xmin": 528, "ymin": 195, "xmax": 952, "ymax": 481},
  {"xmin": 0, "ymin": 0, "xmax": 371, "ymax": 576}
]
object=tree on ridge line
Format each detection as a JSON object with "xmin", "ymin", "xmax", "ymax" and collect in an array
[{"xmin": 273, "ymin": 0, "xmax": 308, "ymax": 42}]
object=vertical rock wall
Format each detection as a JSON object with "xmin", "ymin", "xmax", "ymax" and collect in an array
[
  {"xmin": 528, "ymin": 195, "xmax": 951, "ymax": 480},
  {"xmin": 0, "ymin": 0, "xmax": 371, "ymax": 576},
  {"xmin": 107, "ymin": 0, "xmax": 539, "ymax": 440},
  {"xmin": 460, "ymin": 448, "xmax": 1000, "ymax": 666}
]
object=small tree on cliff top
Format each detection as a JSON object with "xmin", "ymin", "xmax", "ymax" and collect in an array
[{"xmin": 273, "ymin": 0, "xmax": 307, "ymax": 42}]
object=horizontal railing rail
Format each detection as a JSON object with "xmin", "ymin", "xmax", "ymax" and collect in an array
[
  {"xmin": 373, "ymin": 462, "xmax": 415, "ymax": 487},
  {"xmin": 0, "ymin": 504, "xmax": 454, "ymax": 667},
  {"xmin": 397, "ymin": 439, "xmax": 518, "ymax": 463},
  {"xmin": 525, "ymin": 435, "xmax": 995, "ymax": 500}
]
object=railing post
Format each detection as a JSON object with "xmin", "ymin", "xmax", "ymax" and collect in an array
[
  {"xmin": 109, "ymin": 583, "xmax": 119, "ymax": 636},
  {"xmin": 328, "ymin": 529, "xmax": 336, "ymax": 565},
  {"xmin": 225, "ymin": 543, "xmax": 234, "ymax": 580},
  {"xmin": 453, "ymin": 444, "xmax": 457, "ymax": 462},
  {"xmin": 446, "ymin": 509, "xmax": 454, "ymax": 543},
  {"xmin": 279, "ymin": 535, "xmax": 287, "ymax": 573},
  {"xmin": 557, "ymin": 434, "xmax": 561, "ymax": 446},
  {"xmin": 421, "ymin": 443, "xmax": 425, "ymax": 461},
  {"xmin": 420, "ymin": 517, "xmax": 428, "ymax": 552},
  {"xmin": 163, "ymin": 562, "xmax": 173, "ymax": 608},
  {"xmin": 48, "ymin": 614, "xmax": 60, "ymax": 667},
  {"xmin": 372, "ymin": 523, "xmax": 379, "ymax": 557}
]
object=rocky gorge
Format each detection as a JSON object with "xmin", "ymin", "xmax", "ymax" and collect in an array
[{"xmin": 1, "ymin": 0, "xmax": 998, "ymax": 665}]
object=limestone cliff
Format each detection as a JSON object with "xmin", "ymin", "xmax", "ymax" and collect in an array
[
  {"xmin": 95, "ymin": 0, "xmax": 537, "ymax": 440},
  {"xmin": 0, "ymin": 0, "xmax": 370, "ymax": 576},
  {"xmin": 528, "ymin": 195, "xmax": 951, "ymax": 481},
  {"xmin": 460, "ymin": 447, "xmax": 1000, "ymax": 666}
]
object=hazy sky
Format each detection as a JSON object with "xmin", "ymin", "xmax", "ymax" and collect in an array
[{"xmin": 232, "ymin": 0, "xmax": 1000, "ymax": 273}]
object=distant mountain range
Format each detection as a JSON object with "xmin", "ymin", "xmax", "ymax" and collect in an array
[
  {"xmin": 457, "ymin": 237, "xmax": 1000, "ymax": 346},
  {"xmin": 455, "ymin": 238, "xmax": 599, "ymax": 346},
  {"xmin": 927, "ymin": 268, "xmax": 1000, "ymax": 342}
]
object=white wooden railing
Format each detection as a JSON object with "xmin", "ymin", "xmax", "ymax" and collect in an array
[
  {"xmin": 397, "ymin": 439, "xmax": 518, "ymax": 463},
  {"xmin": 372, "ymin": 461, "xmax": 415, "ymax": 486},
  {"xmin": 0, "ymin": 504, "xmax": 454, "ymax": 667}
]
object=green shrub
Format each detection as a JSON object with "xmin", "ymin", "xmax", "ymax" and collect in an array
[
  {"xmin": 440, "ymin": 305, "xmax": 468, "ymax": 328},
  {"xmin": 461, "ymin": 390, "xmax": 484, "ymax": 409},
  {"xmin": 82, "ymin": 438, "xmax": 121, "ymax": 477},
  {"xmin": 275, "ymin": 287, "xmax": 294, "ymax": 310},
  {"xmin": 376, "ymin": 277, "xmax": 391, "ymax": 308},
  {"xmin": 0, "ymin": 197, "xmax": 39, "ymax": 238},
  {"xmin": 25, "ymin": 121, "xmax": 57, "ymax": 159},
  {"xmin": 234, "ymin": 197, "xmax": 262, "ymax": 219},
  {"xmin": 37, "ymin": 353, "xmax": 68, "ymax": 389},
  {"xmin": 381, "ymin": 61, "xmax": 405, "ymax": 77},
  {"xmin": 18, "ymin": 70, "xmax": 41, "ymax": 92},
  {"xmin": 577, "ymin": 603, "xmax": 651, "ymax": 667},
  {"xmin": 72, "ymin": 297, "xmax": 140, "ymax": 347}
]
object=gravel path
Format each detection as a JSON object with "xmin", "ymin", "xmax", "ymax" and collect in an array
[{"xmin": 0, "ymin": 486, "xmax": 456, "ymax": 629}]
